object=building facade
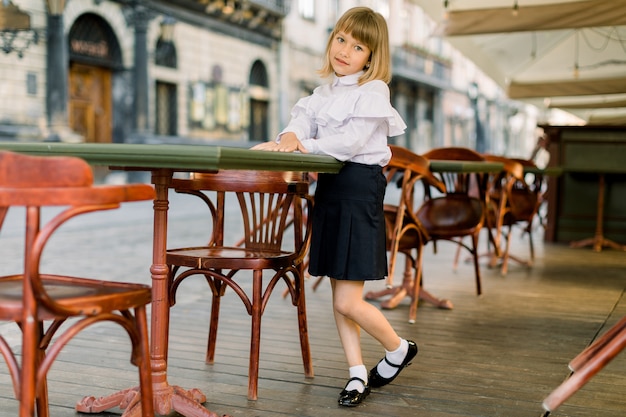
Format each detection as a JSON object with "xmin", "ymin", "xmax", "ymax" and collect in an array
[
  {"xmin": 1, "ymin": 0, "xmax": 286, "ymax": 145},
  {"xmin": 281, "ymin": 0, "xmax": 550, "ymax": 158},
  {"xmin": 0, "ymin": 0, "xmax": 565, "ymax": 160}
]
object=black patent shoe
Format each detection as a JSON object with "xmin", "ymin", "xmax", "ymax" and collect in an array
[
  {"xmin": 368, "ymin": 340, "xmax": 418, "ymax": 388},
  {"xmin": 338, "ymin": 377, "xmax": 370, "ymax": 407}
]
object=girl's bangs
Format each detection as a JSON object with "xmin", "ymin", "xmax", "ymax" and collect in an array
[{"xmin": 339, "ymin": 17, "xmax": 377, "ymax": 49}]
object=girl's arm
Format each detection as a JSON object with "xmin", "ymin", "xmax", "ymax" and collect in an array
[{"xmin": 300, "ymin": 117, "xmax": 382, "ymax": 161}]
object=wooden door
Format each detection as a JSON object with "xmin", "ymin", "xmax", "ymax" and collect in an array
[{"xmin": 69, "ymin": 64, "xmax": 112, "ymax": 143}]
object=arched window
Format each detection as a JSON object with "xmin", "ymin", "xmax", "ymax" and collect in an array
[
  {"xmin": 155, "ymin": 39, "xmax": 177, "ymax": 68},
  {"xmin": 249, "ymin": 60, "xmax": 268, "ymax": 87},
  {"xmin": 68, "ymin": 13, "xmax": 122, "ymax": 69},
  {"xmin": 248, "ymin": 60, "xmax": 269, "ymax": 142}
]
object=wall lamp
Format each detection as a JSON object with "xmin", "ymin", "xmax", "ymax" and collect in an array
[{"xmin": 0, "ymin": 0, "xmax": 39, "ymax": 58}]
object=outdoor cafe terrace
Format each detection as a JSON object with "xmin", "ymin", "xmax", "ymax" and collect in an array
[{"xmin": 0, "ymin": 188, "xmax": 624, "ymax": 417}]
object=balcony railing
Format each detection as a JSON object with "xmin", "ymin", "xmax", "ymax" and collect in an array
[{"xmin": 392, "ymin": 44, "xmax": 452, "ymax": 90}]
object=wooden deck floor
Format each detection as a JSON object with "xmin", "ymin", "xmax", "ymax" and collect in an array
[{"xmin": 0, "ymin": 194, "xmax": 624, "ymax": 417}]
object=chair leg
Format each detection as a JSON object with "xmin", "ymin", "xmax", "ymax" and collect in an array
[
  {"xmin": 311, "ymin": 275, "xmax": 325, "ymax": 291},
  {"xmin": 569, "ymin": 316, "xmax": 626, "ymax": 372},
  {"xmin": 206, "ymin": 282, "xmax": 225, "ymax": 364},
  {"xmin": 20, "ymin": 318, "xmax": 39, "ymax": 417},
  {"xmin": 527, "ymin": 227, "xmax": 535, "ymax": 262},
  {"xmin": 486, "ymin": 227, "xmax": 500, "ymax": 268},
  {"xmin": 35, "ymin": 327, "xmax": 49, "ymax": 417},
  {"xmin": 453, "ymin": 240, "xmax": 462, "ymax": 271},
  {"xmin": 408, "ymin": 250, "xmax": 424, "ymax": 324},
  {"xmin": 385, "ymin": 237, "xmax": 401, "ymax": 288},
  {"xmin": 295, "ymin": 271, "xmax": 314, "ymax": 378},
  {"xmin": 542, "ymin": 325, "xmax": 626, "ymax": 412},
  {"xmin": 35, "ymin": 378, "xmax": 49, "ymax": 417},
  {"xmin": 501, "ymin": 225, "xmax": 512, "ymax": 276},
  {"xmin": 471, "ymin": 234, "xmax": 482, "ymax": 296},
  {"xmin": 135, "ymin": 306, "xmax": 155, "ymax": 417},
  {"xmin": 501, "ymin": 224, "xmax": 534, "ymax": 275},
  {"xmin": 248, "ymin": 270, "xmax": 263, "ymax": 401}
]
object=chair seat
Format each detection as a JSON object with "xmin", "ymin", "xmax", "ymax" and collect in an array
[
  {"xmin": 417, "ymin": 196, "xmax": 484, "ymax": 235},
  {"xmin": 0, "ymin": 275, "xmax": 151, "ymax": 321},
  {"xmin": 167, "ymin": 246, "xmax": 297, "ymax": 270}
]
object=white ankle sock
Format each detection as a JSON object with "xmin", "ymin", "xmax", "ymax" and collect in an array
[
  {"xmin": 346, "ymin": 365, "xmax": 368, "ymax": 392},
  {"xmin": 376, "ymin": 338, "xmax": 408, "ymax": 378}
]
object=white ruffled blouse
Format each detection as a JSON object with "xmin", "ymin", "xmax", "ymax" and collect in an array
[{"xmin": 278, "ymin": 71, "xmax": 406, "ymax": 166}]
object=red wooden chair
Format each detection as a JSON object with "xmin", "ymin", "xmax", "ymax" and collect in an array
[
  {"xmin": 505, "ymin": 157, "xmax": 545, "ymax": 273},
  {"xmin": 417, "ymin": 147, "xmax": 487, "ymax": 295},
  {"xmin": 0, "ymin": 151, "xmax": 155, "ymax": 417},
  {"xmin": 166, "ymin": 170, "xmax": 313, "ymax": 400},
  {"xmin": 365, "ymin": 145, "xmax": 446, "ymax": 323},
  {"xmin": 480, "ymin": 154, "xmax": 525, "ymax": 274}
]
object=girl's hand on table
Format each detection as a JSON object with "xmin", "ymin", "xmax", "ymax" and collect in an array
[{"xmin": 250, "ymin": 133, "xmax": 308, "ymax": 153}]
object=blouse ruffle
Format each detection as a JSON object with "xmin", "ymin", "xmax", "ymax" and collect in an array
[{"xmin": 290, "ymin": 81, "xmax": 406, "ymax": 137}]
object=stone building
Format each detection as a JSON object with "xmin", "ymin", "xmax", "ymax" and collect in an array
[
  {"xmin": 0, "ymin": 0, "xmax": 285, "ymax": 145},
  {"xmin": 0, "ymin": 0, "xmax": 556, "ymax": 157}
]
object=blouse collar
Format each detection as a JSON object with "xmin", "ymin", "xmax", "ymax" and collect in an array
[{"xmin": 332, "ymin": 71, "xmax": 363, "ymax": 87}]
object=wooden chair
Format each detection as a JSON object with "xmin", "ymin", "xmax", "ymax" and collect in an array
[
  {"xmin": 166, "ymin": 170, "xmax": 314, "ymax": 400},
  {"xmin": 543, "ymin": 315, "xmax": 626, "ymax": 412},
  {"xmin": 365, "ymin": 145, "xmax": 446, "ymax": 323},
  {"xmin": 480, "ymin": 154, "xmax": 526, "ymax": 275},
  {"xmin": 416, "ymin": 147, "xmax": 487, "ymax": 295},
  {"xmin": 506, "ymin": 158, "xmax": 545, "ymax": 269},
  {"xmin": 482, "ymin": 156, "xmax": 544, "ymax": 275},
  {"xmin": 0, "ymin": 151, "xmax": 155, "ymax": 417}
]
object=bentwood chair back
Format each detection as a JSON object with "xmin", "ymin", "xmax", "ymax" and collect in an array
[
  {"xmin": 491, "ymin": 156, "xmax": 543, "ymax": 275},
  {"xmin": 417, "ymin": 147, "xmax": 487, "ymax": 295},
  {"xmin": 481, "ymin": 154, "xmax": 525, "ymax": 274},
  {"xmin": 0, "ymin": 151, "xmax": 154, "ymax": 417},
  {"xmin": 365, "ymin": 145, "xmax": 445, "ymax": 323},
  {"xmin": 384, "ymin": 146, "xmax": 445, "ymax": 285},
  {"xmin": 166, "ymin": 170, "xmax": 313, "ymax": 400},
  {"xmin": 510, "ymin": 157, "xmax": 545, "ymax": 230}
]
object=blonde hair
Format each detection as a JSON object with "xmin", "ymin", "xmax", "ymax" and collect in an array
[{"xmin": 318, "ymin": 7, "xmax": 391, "ymax": 85}]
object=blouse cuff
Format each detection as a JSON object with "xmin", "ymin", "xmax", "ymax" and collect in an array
[{"xmin": 299, "ymin": 139, "xmax": 318, "ymax": 154}]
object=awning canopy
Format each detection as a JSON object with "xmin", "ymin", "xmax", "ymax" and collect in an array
[
  {"xmin": 442, "ymin": 0, "xmax": 626, "ymax": 36},
  {"xmin": 416, "ymin": 0, "xmax": 626, "ymax": 124}
]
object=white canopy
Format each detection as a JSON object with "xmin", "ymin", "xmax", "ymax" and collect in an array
[{"xmin": 415, "ymin": 0, "xmax": 626, "ymax": 124}]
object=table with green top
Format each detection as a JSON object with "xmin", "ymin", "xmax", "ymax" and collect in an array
[
  {"xmin": 0, "ymin": 142, "xmax": 510, "ymax": 416},
  {"xmin": 0, "ymin": 142, "xmax": 342, "ymax": 172},
  {"xmin": 0, "ymin": 141, "xmax": 342, "ymax": 417}
]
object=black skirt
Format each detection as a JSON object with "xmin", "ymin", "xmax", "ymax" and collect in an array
[{"xmin": 308, "ymin": 162, "xmax": 387, "ymax": 281}]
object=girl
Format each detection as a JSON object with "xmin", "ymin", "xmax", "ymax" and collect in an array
[{"xmin": 252, "ymin": 7, "xmax": 417, "ymax": 406}]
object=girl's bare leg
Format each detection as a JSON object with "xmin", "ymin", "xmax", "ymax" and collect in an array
[
  {"xmin": 330, "ymin": 279, "xmax": 401, "ymax": 357},
  {"xmin": 331, "ymin": 278, "xmax": 418, "ymax": 393}
]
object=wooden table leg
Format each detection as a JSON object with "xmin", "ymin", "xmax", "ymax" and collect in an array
[
  {"xmin": 76, "ymin": 169, "xmax": 229, "ymax": 417},
  {"xmin": 569, "ymin": 174, "xmax": 626, "ymax": 252}
]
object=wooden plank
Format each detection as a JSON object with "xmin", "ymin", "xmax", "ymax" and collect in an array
[{"xmin": 0, "ymin": 192, "xmax": 625, "ymax": 417}]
